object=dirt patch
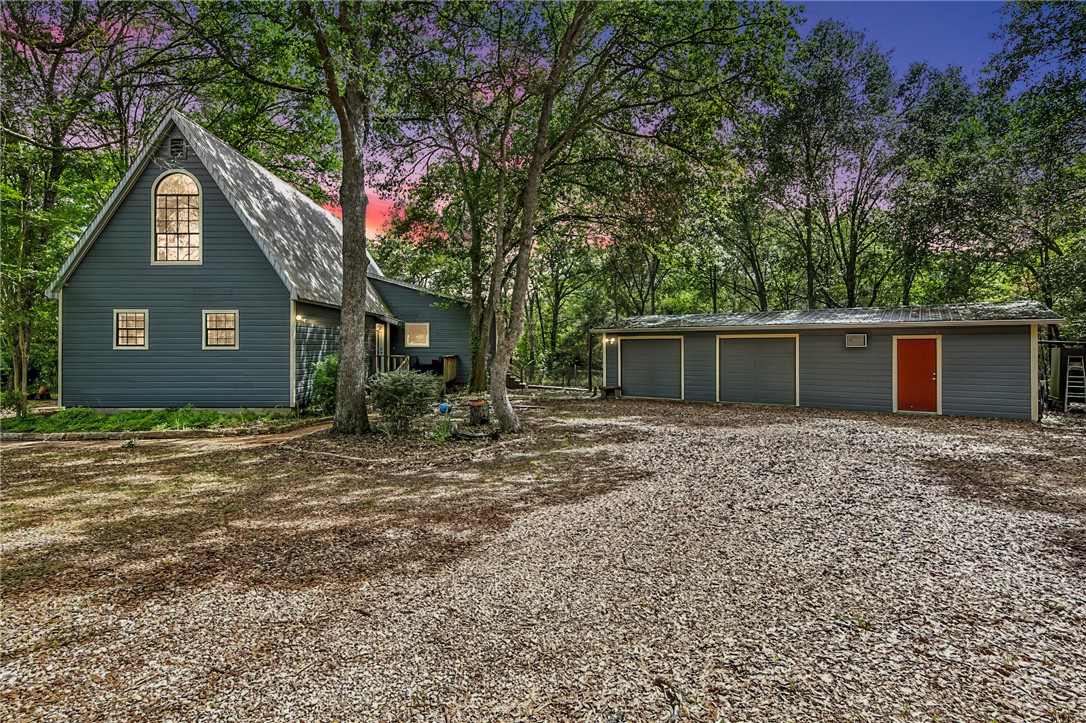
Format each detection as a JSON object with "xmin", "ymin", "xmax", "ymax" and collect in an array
[
  {"xmin": 0, "ymin": 406, "xmax": 644, "ymax": 606},
  {"xmin": 4, "ymin": 395, "xmax": 1084, "ymax": 721}
]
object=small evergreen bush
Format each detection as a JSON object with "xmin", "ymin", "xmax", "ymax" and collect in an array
[
  {"xmin": 1, "ymin": 389, "xmax": 28, "ymax": 417},
  {"xmin": 311, "ymin": 353, "xmax": 338, "ymax": 413},
  {"xmin": 369, "ymin": 369, "xmax": 439, "ymax": 436}
]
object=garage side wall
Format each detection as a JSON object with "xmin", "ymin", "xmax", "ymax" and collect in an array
[
  {"xmin": 606, "ymin": 325, "xmax": 1033, "ymax": 419},
  {"xmin": 942, "ymin": 327, "xmax": 1031, "ymax": 419},
  {"xmin": 604, "ymin": 337, "xmax": 618, "ymax": 387}
]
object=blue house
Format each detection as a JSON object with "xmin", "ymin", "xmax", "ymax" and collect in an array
[{"xmin": 46, "ymin": 111, "xmax": 472, "ymax": 410}]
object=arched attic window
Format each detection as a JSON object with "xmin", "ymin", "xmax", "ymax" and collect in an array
[{"xmin": 153, "ymin": 171, "xmax": 201, "ymax": 263}]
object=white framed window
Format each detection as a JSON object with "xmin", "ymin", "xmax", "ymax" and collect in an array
[
  {"xmin": 203, "ymin": 310, "xmax": 239, "ymax": 349},
  {"xmin": 114, "ymin": 309, "xmax": 148, "ymax": 350},
  {"xmin": 404, "ymin": 322, "xmax": 430, "ymax": 347},
  {"xmin": 152, "ymin": 170, "xmax": 202, "ymax": 264}
]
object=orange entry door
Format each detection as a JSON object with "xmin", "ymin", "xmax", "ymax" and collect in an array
[{"xmin": 897, "ymin": 338, "xmax": 938, "ymax": 412}]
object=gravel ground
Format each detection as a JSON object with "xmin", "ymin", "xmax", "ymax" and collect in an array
[{"xmin": 2, "ymin": 398, "xmax": 1084, "ymax": 721}]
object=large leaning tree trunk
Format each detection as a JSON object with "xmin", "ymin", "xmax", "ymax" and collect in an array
[
  {"xmin": 303, "ymin": 1, "xmax": 381, "ymax": 435},
  {"xmin": 486, "ymin": 2, "xmax": 592, "ymax": 433}
]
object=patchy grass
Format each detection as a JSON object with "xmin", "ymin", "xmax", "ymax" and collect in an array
[
  {"xmin": 0, "ymin": 403, "xmax": 643, "ymax": 604},
  {"xmin": 0, "ymin": 405, "xmax": 297, "ymax": 433}
]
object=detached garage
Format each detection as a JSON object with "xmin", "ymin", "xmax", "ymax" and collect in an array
[{"xmin": 596, "ymin": 301, "xmax": 1063, "ymax": 421}]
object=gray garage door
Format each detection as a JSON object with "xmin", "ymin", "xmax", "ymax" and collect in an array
[
  {"xmin": 620, "ymin": 338, "xmax": 682, "ymax": 399},
  {"xmin": 719, "ymin": 337, "xmax": 796, "ymax": 405}
]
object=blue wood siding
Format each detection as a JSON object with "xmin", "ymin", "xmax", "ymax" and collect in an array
[
  {"xmin": 606, "ymin": 325, "xmax": 1033, "ymax": 420},
  {"xmin": 294, "ymin": 302, "xmax": 340, "ymax": 407},
  {"xmin": 604, "ymin": 338, "xmax": 618, "ymax": 387},
  {"xmin": 372, "ymin": 278, "xmax": 473, "ymax": 384},
  {"xmin": 942, "ymin": 328, "xmax": 1031, "ymax": 419},
  {"xmin": 683, "ymin": 332, "xmax": 717, "ymax": 401},
  {"xmin": 61, "ymin": 132, "xmax": 291, "ymax": 408},
  {"xmin": 799, "ymin": 330, "xmax": 893, "ymax": 411}
]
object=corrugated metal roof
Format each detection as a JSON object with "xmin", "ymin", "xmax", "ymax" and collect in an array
[
  {"xmin": 49, "ymin": 111, "xmax": 394, "ymax": 319},
  {"xmin": 596, "ymin": 301, "xmax": 1063, "ymax": 331}
]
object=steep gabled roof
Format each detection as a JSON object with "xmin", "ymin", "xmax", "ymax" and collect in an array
[
  {"xmin": 594, "ymin": 301, "xmax": 1064, "ymax": 332},
  {"xmin": 48, "ymin": 110, "xmax": 393, "ymax": 319}
]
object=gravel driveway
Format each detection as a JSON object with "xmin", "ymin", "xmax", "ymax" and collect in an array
[{"xmin": 3, "ymin": 399, "xmax": 1084, "ymax": 720}]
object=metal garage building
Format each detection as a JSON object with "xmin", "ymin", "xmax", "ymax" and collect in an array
[{"xmin": 595, "ymin": 301, "xmax": 1063, "ymax": 421}]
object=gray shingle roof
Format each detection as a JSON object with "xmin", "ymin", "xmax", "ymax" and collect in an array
[
  {"xmin": 596, "ymin": 301, "xmax": 1063, "ymax": 331},
  {"xmin": 49, "ymin": 111, "xmax": 394, "ymax": 319}
]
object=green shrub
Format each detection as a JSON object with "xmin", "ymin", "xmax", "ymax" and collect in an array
[
  {"xmin": 1, "ymin": 389, "xmax": 29, "ymax": 417},
  {"xmin": 1, "ymin": 405, "xmax": 291, "ymax": 433},
  {"xmin": 369, "ymin": 368, "xmax": 439, "ymax": 436},
  {"xmin": 311, "ymin": 353, "xmax": 338, "ymax": 413}
]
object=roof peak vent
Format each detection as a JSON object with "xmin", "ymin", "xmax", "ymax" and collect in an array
[{"xmin": 169, "ymin": 137, "xmax": 187, "ymax": 160}]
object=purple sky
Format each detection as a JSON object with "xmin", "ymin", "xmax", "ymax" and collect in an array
[{"xmin": 788, "ymin": 1, "xmax": 1005, "ymax": 79}]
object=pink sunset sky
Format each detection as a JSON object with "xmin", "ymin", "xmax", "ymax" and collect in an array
[{"xmin": 323, "ymin": 194, "xmax": 395, "ymax": 236}]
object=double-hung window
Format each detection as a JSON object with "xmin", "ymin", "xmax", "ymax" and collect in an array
[
  {"xmin": 203, "ymin": 311, "xmax": 239, "ymax": 349},
  {"xmin": 114, "ymin": 310, "xmax": 148, "ymax": 350}
]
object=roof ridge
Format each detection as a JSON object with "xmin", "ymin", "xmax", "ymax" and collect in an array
[{"xmin": 599, "ymin": 300, "xmax": 1062, "ymax": 332}]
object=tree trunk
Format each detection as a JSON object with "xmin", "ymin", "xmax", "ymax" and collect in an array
[
  {"xmin": 486, "ymin": 1, "xmax": 593, "ymax": 433},
  {"xmin": 549, "ymin": 283, "xmax": 560, "ymax": 360},
  {"xmin": 526, "ymin": 291, "xmax": 536, "ymax": 381},
  {"xmin": 333, "ymin": 98, "xmax": 372, "ymax": 435},
  {"xmin": 468, "ymin": 224, "xmax": 490, "ymax": 391},
  {"xmin": 710, "ymin": 264, "xmax": 718, "ymax": 313},
  {"xmin": 304, "ymin": 2, "xmax": 374, "ymax": 435},
  {"xmin": 803, "ymin": 201, "xmax": 817, "ymax": 309}
]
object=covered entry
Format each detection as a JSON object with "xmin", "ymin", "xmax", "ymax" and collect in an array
[
  {"xmin": 717, "ymin": 335, "xmax": 798, "ymax": 405},
  {"xmin": 619, "ymin": 337, "xmax": 683, "ymax": 399}
]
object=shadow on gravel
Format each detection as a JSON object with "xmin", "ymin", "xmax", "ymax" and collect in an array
[
  {"xmin": 921, "ymin": 441, "xmax": 1086, "ymax": 565},
  {"xmin": 1, "ymin": 410, "xmax": 645, "ymax": 606}
]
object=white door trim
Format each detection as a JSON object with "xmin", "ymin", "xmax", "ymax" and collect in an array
[
  {"xmin": 715, "ymin": 333, "xmax": 800, "ymax": 406},
  {"xmin": 601, "ymin": 333, "xmax": 608, "ymax": 386},
  {"xmin": 57, "ymin": 289, "xmax": 63, "ymax": 408},
  {"xmin": 1030, "ymin": 323, "xmax": 1039, "ymax": 421},
  {"xmin": 892, "ymin": 334, "xmax": 942, "ymax": 415},
  {"xmin": 617, "ymin": 335, "xmax": 685, "ymax": 400}
]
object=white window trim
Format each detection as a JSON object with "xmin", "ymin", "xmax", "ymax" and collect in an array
[
  {"xmin": 113, "ymin": 309, "xmax": 149, "ymax": 350},
  {"xmin": 202, "ymin": 309, "xmax": 240, "ymax": 350},
  {"xmin": 892, "ymin": 334, "xmax": 942, "ymax": 415},
  {"xmin": 150, "ymin": 168, "xmax": 203, "ymax": 266},
  {"xmin": 404, "ymin": 322, "xmax": 431, "ymax": 348}
]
